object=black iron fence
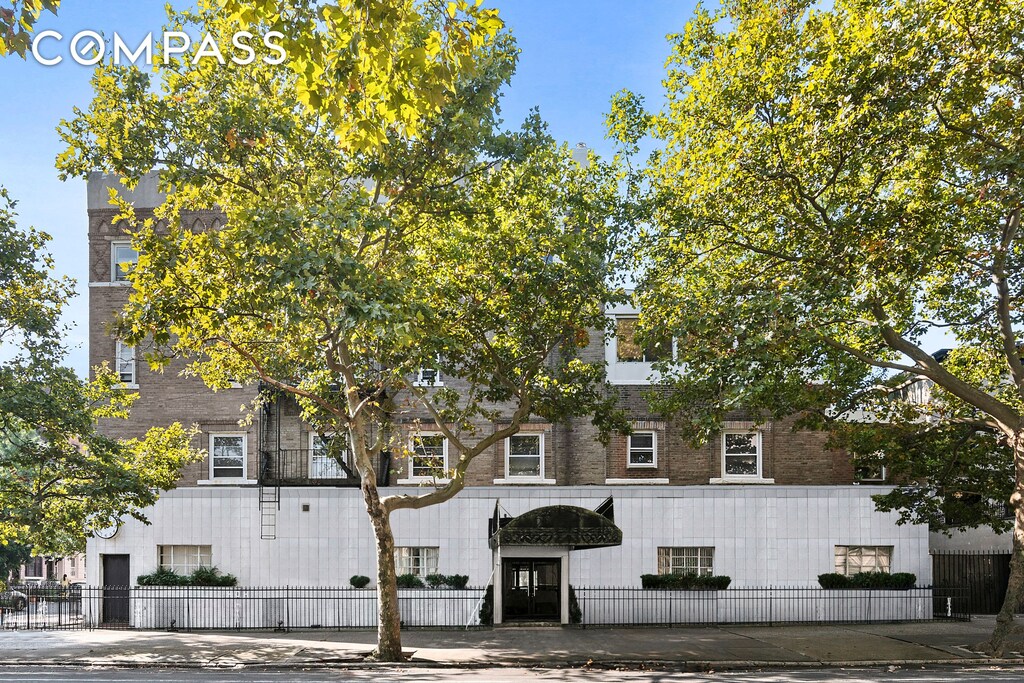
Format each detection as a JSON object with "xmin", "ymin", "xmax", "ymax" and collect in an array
[
  {"xmin": 0, "ymin": 584, "xmax": 85, "ymax": 630},
  {"xmin": 932, "ymin": 550, "xmax": 1016, "ymax": 615},
  {"xmin": 1, "ymin": 584, "xmax": 970, "ymax": 631},
  {"xmin": 574, "ymin": 586, "xmax": 970, "ymax": 627},
  {"xmin": 0, "ymin": 585, "xmax": 486, "ymax": 631}
]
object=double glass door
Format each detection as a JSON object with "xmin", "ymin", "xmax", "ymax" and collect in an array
[{"xmin": 502, "ymin": 559, "xmax": 560, "ymax": 622}]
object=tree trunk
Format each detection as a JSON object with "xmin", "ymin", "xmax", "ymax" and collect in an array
[
  {"xmin": 977, "ymin": 431, "xmax": 1024, "ymax": 656},
  {"xmin": 361, "ymin": 476, "xmax": 403, "ymax": 661}
]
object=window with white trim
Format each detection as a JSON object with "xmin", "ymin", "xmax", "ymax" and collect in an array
[
  {"xmin": 395, "ymin": 546, "xmax": 438, "ymax": 577},
  {"xmin": 615, "ymin": 317, "xmax": 672, "ymax": 363},
  {"xmin": 210, "ymin": 433, "xmax": 246, "ymax": 479},
  {"xmin": 722, "ymin": 431, "xmax": 761, "ymax": 478},
  {"xmin": 158, "ymin": 545, "xmax": 212, "ymax": 575},
  {"xmin": 506, "ymin": 433, "xmax": 543, "ymax": 479},
  {"xmin": 855, "ymin": 462, "xmax": 887, "ymax": 483},
  {"xmin": 834, "ymin": 545, "xmax": 893, "ymax": 576},
  {"xmin": 414, "ymin": 367, "xmax": 442, "ymax": 386},
  {"xmin": 658, "ymin": 547, "xmax": 714, "ymax": 576},
  {"xmin": 310, "ymin": 433, "xmax": 348, "ymax": 479},
  {"xmin": 115, "ymin": 341, "xmax": 136, "ymax": 385},
  {"xmin": 411, "ymin": 434, "xmax": 447, "ymax": 478},
  {"xmin": 111, "ymin": 241, "xmax": 138, "ymax": 282},
  {"xmin": 628, "ymin": 431, "xmax": 657, "ymax": 468}
]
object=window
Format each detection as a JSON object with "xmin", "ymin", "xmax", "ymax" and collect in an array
[
  {"xmin": 111, "ymin": 241, "xmax": 138, "ymax": 282},
  {"xmin": 210, "ymin": 434, "xmax": 246, "ymax": 479},
  {"xmin": 834, "ymin": 545, "xmax": 893, "ymax": 576},
  {"xmin": 310, "ymin": 433, "xmax": 348, "ymax": 479},
  {"xmin": 414, "ymin": 367, "xmax": 442, "ymax": 386},
  {"xmin": 411, "ymin": 433, "xmax": 447, "ymax": 478},
  {"xmin": 855, "ymin": 463, "xmax": 887, "ymax": 483},
  {"xmin": 506, "ymin": 433, "xmax": 543, "ymax": 479},
  {"xmin": 158, "ymin": 545, "xmax": 212, "ymax": 575},
  {"xmin": 722, "ymin": 431, "xmax": 761, "ymax": 478},
  {"xmin": 628, "ymin": 431, "xmax": 657, "ymax": 468},
  {"xmin": 115, "ymin": 341, "xmax": 136, "ymax": 385},
  {"xmin": 395, "ymin": 546, "xmax": 438, "ymax": 577},
  {"xmin": 658, "ymin": 547, "xmax": 714, "ymax": 576},
  {"xmin": 615, "ymin": 317, "xmax": 671, "ymax": 363}
]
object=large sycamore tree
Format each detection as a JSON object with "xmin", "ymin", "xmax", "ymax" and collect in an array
[
  {"xmin": 58, "ymin": 1, "xmax": 622, "ymax": 660},
  {"xmin": 1, "ymin": 2, "xmax": 198, "ymax": 562},
  {"xmin": 612, "ymin": 0, "xmax": 1024, "ymax": 653}
]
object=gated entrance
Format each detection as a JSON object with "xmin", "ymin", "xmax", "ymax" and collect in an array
[{"xmin": 932, "ymin": 550, "xmax": 1016, "ymax": 614}]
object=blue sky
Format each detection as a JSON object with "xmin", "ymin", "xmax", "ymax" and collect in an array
[{"xmin": 0, "ymin": 1, "xmax": 695, "ymax": 376}]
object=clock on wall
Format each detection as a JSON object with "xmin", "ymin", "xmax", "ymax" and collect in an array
[{"xmin": 94, "ymin": 521, "xmax": 120, "ymax": 540}]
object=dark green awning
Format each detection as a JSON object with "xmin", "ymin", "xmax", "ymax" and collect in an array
[{"xmin": 488, "ymin": 502, "xmax": 623, "ymax": 550}]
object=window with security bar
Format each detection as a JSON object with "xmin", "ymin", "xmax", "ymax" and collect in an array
[
  {"xmin": 834, "ymin": 545, "xmax": 893, "ymax": 575},
  {"xmin": 158, "ymin": 545, "xmax": 212, "ymax": 575},
  {"xmin": 394, "ymin": 547, "xmax": 439, "ymax": 577},
  {"xmin": 657, "ymin": 546, "xmax": 714, "ymax": 576}
]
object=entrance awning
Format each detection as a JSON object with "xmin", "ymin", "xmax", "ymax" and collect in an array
[{"xmin": 488, "ymin": 498, "xmax": 623, "ymax": 550}]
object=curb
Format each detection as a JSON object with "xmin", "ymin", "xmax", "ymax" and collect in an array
[{"xmin": 2, "ymin": 657, "xmax": 1024, "ymax": 671}]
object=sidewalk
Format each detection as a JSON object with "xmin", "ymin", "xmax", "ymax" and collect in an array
[{"xmin": 2, "ymin": 617, "xmax": 1022, "ymax": 670}]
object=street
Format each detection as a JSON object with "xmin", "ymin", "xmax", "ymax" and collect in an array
[{"xmin": 0, "ymin": 666, "xmax": 1023, "ymax": 682}]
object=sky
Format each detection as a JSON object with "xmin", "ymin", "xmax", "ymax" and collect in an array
[{"xmin": 0, "ymin": 0, "xmax": 697, "ymax": 377}]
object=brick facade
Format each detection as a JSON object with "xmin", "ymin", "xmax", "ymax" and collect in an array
[{"xmin": 88, "ymin": 173, "xmax": 854, "ymax": 492}]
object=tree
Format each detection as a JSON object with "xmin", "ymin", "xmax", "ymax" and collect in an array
[
  {"xmin": 0, "ymin": 0, "xmax": 59, "ymax": 57},
  {"xmin": 219, "ymin": 0, "xmax": 504, "ymax": 150},
  {"xmin": 0, "ymin": 541, "xmax": 31, "ymax": 586},
  {"xmin": 611, "ymin": 0, "xmax": 1024, "ymax": 653},
  {"xmin": 57, "ymin": 2, "xmax": 623, "ymax": 661},
  {"xmin": 0, "ymin": 190, "xmax": 202, "ymax": 556}
]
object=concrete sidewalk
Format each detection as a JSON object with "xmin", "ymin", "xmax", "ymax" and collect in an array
[{"xmin": 2, "ymin": 617, "xmax": 1023, "ymax": 670}]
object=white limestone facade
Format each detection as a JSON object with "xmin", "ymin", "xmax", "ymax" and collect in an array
[{"xmin": 87, "ymin": 485, "xmax": 931, "ymax": 589}]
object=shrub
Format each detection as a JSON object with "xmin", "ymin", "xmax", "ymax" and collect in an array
[
  {"xmin": 641, "ymin": 573, "xmax": 731, "ymax": 590},
  {"xmin": 479, "ymin": 585, "xmax": 493, "ymax": 625},
  {"xmin": 818, "ymin": 572, "xmax": 917, "ymax": 589},
  {"xmin": 137, "ymin": 567, "xmax": 189, "ymax": 586},
  {"xmin": 817, "ymin": 573, "xmax": 849, "ymax": 589},
  {"xmin": 189, "ymin": 566, "xmax": 238, "ymax": 586},
  {"xmin": 349, "ymin": 575, "xmax": 371, "ymax": 588},
  {"xmin": 568, "ymin": 585, "xmax": 582, "ymax": 624},
  {"xmin": 396, "ymin": 573, "xmax": 425, "ymax": 588},
  {"xmin": 136, "ymin": 566, "xmax": 236, "ymax": 586},
  {"xmin": 888, "ymin": 572, "xmax": 917, "ymax": 589},
  {"xmin": 425, "ymin": 574, "xmax": 447, "ymax": 588},
  {"xmin": 445, "ymin": 574, "xmax": 470, "ymax": 589}
]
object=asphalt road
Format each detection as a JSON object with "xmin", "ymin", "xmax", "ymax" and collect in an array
[{"xmin": 1, "ymin": 666, "xmax": 1024, "ymax": 682}]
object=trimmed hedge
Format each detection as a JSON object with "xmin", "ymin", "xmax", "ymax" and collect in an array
[
  {"xmin": 640, "ymin": 573, "xmax": 732, "ymax": 590},
  {"xmin": 396, "ymin": 573, "xmax": 425, "ymax": 588},
  {"xmin": 137, "ymin": 566, "xmax": 237, "ymax": 587},
  {"xmin": 349, "ymin": 575, "xmax": 371, "ymax": 588},
  {"xmin": 423, "ymin": 574, "xmax": 470, "ymax": 589},
  {"xmin": 817, "ymin": 572, "xmax": 916, "ymax": 589}
]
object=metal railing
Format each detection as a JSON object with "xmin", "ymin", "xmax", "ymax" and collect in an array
[
  {"xmin": 0, "ymin": 585, "xmax": 486, "ymax": 631},
  {"xmin": 573, "ymin": 586, "xmax": 970, "ymax": 627},
  {"xmin": 0, "ymin": 584, "xmax": 970, "ymax": 631},
  {"xmin": 0, "ymin": 584, "xmax": 85, "ymax": 630},
  {"xmin": 260, "ymin": 449, "xmax": 360, "ymax": 487}
]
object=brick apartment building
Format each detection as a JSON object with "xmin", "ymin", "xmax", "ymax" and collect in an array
[{"xmin": 85, "ymin": 172, "xmax": 931, "ymax": 624}]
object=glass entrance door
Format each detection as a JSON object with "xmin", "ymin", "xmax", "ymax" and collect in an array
[{"xmin": 502, "ymin": 558, "xmax": 561, "ymax": 622}]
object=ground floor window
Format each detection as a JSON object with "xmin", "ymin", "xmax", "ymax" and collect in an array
[
  {"xmin": 834, "ymin": 545, "xmax": 893, "ymax": 575},
  {"xmin": 158, "ymin": 545, "xmax": 212, "ymax": 575},
  {"xmin": 394, "ymin": 546, "xmax": 439, "ymax": 577},
  {"xmin": 657, "ymin": 546, "xmax": 714, "ymax": 576}
]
